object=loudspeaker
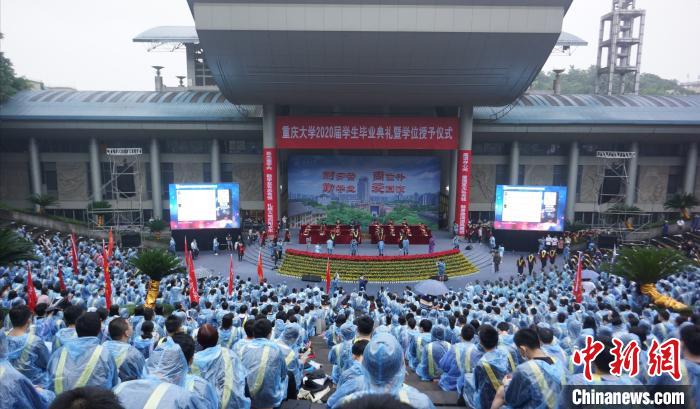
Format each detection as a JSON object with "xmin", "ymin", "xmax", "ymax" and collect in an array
[
  {"xmin": 121, "ymin": 232, "xmax": 142, "ymax": 248},
  {"xmin": 301, "ymin": 274, "xmax": 322, "ymax": 282}
]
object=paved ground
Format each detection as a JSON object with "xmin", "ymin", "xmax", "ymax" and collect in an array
[{"xmin": 188, "ymin": 229, "xmax": 565, "ymax": 293}]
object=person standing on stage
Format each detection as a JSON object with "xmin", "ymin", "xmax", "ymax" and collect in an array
[
  {"xmin": 226, "ymin": 233, "xmax": 233, "ymax": 252},
  {"xmin": 492, "ymin": 251, "xmax": 501, "ymax": 273},
  {"xmin": 327, "ymin": 237, "xmax": 334, "ymax": 255},
  {"xmin": 237, "ymin": 240, "xmax": 245, "ymax": 262},
  {"xmin": 306, "ymin": 236, "xmax": 312, "ymax": 251},
  {"xmin": 516, "ymin": 256, "xmax": 525, "ymax": 276},
  {"xmin": 428, "ymin": 236, "xmax": 435, "ymax": 254},
  {"xmin": 402, "ymin": 235, "xmax": 410, "ymax": 255},
  {"xmin": 377, "ymin": 237, "xmax": 385, "ymax": 256},
  {"xmin": 436, "ymin": 260, "xmax": 446, "ymax": 278},
  {"xmin": 527, "ymin": 253, "xmax": 535, "ymax": 275},
  {"xmin": 358, "ymin": 275, "xmax": 367, "ymax": 292},
  {"xmin": 489, "ymin": 234, "xmax": 496, "ymax": 251},
  {"xmin": 350, "ymin": 237, "xmax": 358, "ymax": 256},
  {"xmin": 548, "ymin": 248, "xmax": 557, "ymax": 272},
  {"xmin": 212, "ymin": 237, "xmax": 219, "ymax": 256},
  {"xmin": 539, "ymin": 248, "xmax": 547, "ymax": 272},
  {"xmin": 452, "ymin": 235, "xmax": 459, "ymax": 250}
]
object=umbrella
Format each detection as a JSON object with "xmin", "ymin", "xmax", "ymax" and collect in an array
[
  {"xmin": 582, "ymin": 269, "xmax": 599, "ymax": 280},
  {"xmin": 414, "ymin": 279, "xmax": 449, "ymax": 297}
]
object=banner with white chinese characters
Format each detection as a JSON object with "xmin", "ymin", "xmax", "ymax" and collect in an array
[
  {"xmin": 276, "ymin": 116, "xmax": 459, "ymax": 150},
  {"xmin": 262, "ymin": 148, "xmax": 278, "ymax": 235},
  {"xmin": 455, "ymin": 150, "xmax": 472, "ymax": 236}
]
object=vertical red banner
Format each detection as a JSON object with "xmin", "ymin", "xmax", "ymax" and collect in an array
[
  {"xmin": 263, "ymin": 148, "xmax": 278, "ymax": 235},
  {"xmin": 455, "ymin": 150, "xmax": 472, "ymax": 236}
]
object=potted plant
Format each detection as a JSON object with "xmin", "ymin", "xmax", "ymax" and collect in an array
[
  {"xmin": 604, "ymin": 246, "xmax": 695, "ymax": 312},
  {"xmin": 147, "ymin": 219, "xmax": 167, "ymax": 240},
  {"xmin": 664, "ymin": 193, "xmax": 699, "ymax": 220},
  {"xmin": 27, "ymin": 194, "xmax": 58, "ymax": 215},
  {"xmin": 0, "ymin": 228, "xmax": 38, "ymax": 267},
  {"xmin": 129, "ymin": 249, "xmax": 183, "ymax": 308}
]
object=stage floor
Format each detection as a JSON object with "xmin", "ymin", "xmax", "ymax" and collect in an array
[{"xmin": 188, "ymin": 229, "xmax": 562, "ymax": 293}]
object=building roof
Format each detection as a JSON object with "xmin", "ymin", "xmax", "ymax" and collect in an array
[
  {"xmin": 132, "ymin": 26, "xmax": 199, "ymax": 44},
  {"xmin": 477, "ymin": 94, "xmax": 700, "ymax": 126},
  {"xmin": 1, "ymin": 90, "xmax": 699, "ymax": 127},
  {"xmin": 556, "ymin": 31, "xmax": 587, "ymax": 47},
  {"xmin": 0, "ymin": 90, "xmax": 254, "ymax": 122}
]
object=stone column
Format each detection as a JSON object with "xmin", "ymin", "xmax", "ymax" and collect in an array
[
  {"xmin": 566, "ymin": 141, "xmax": 579, "ymax": 222},
  {"xmin": 625, "ymin": 142, "xmax": 639, "ymax": 206},
  {"xmin": 28, "ymin": 137, "xmax": 42, "ymax": 197},
  {"xmin": 509, "ymin": 141, "xmax": 520, "ymax": 185},
  {"xmin": 150, "ymin": 138, "xmax": 163, "ymax": 220},
  {"xmin": 89, "ymin": 137, "xmax": 103, "ymax": 201},
  {"xmin": 448, "ymin": 106, "xmax": 473, "ymax": 229},
  {"xmin": 683, "ymin": 141, "xmax": 698, "ymax": 194},
  {"xmin": 210, "ymin": 138, "xmax": 221, "ymax": 183}
]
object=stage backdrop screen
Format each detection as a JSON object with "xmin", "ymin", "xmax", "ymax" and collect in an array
[
  {"xmin": 168, "ymin": 183, "xmax": 240, "ymax": 230},
  {"xmin": 494, "ymin": 185, "xmax": 567, "ymax": 232},
  {"xmin": 287, "ymin": 155, "xmax": 440, "ymax": 228}
]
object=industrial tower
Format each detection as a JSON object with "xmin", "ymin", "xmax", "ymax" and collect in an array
[{"xmin": 595, "ymin": 0, "xmax": 646, "ymax": 95}]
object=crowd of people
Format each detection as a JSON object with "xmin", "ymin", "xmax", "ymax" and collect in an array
[{"xmin": 0, "ymin": 225, "xmax": 699, "ymax": 409}]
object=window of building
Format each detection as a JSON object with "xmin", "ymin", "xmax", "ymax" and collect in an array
[
  {"xmin": 472, "ymin": 143, "xmax": 507, "ymax": 155},
  {"xmin": 580, "ymin": 143, "xmax": 627, "ymax": 156},
  {"xmin": 552, "ymin": 165, "xmax": 567, "ymax": 186},
  {"xmin": 193, "ymin": 47, "xmax": 217, "ymax": 87},
  {"xmin": 495, "ymin": 165, "xmax": 509, "ymax": 186},
  {"xmin": 576, "ymin": 165, "xmax": 583, "ymax": 202},
  {"xmin": 101, "ymin": 162, "xmax": 137, "ymax": 199},
  {"xmin": 221, "ymin": 163, "xmax": 233, "ymax": 183},
  {"xmin": 223, "ymin": 139, "xmax": 262, "ymax": 154},
  {"xmin": 520, "ymin": 143, "xmax": 563, "ymax": 156},
  {"xmin": 38, "ymin": 139, "xmax": 89, "ymax": 153},
  {"xmin": 667, "ymin": 166, "xmax": 683, "ymax": 199},
  {"xmin": 161, "ymin": 163, "xmax": 174, "ymax": 200},
  {"xmin": 203, "ymin": 163, "xmax": 212, "ymax": 183},
  {"xmin": 639, "ymin": 144, "xmax": 682, "ymax": 157},
  {"xmin": 0, "ymin": 138, "xmax": 28, "ymax": 152},
  {"xmin": 41, "ymin": 162, "xmax": 58, "ymax": 196},
  {"xmin": 161, "ymin": 139, "xmax": 209, "ymax": 154}
]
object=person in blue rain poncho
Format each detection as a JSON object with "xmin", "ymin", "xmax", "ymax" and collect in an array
[
  {"xmin": 471, "ymin": 325, "xmax": 516, "ymax": 409},
  {"xmin": 169, "ymin": 333, "xmax": 220, "ymax": 409},
  {"xmin": 52, "ymin": 305, "xmax": 82, "ymax": 352},
  {"xmin": 647, "ymin": 323, "xmax": 700, "ymax": 403},
  {"xmin": 239, "ymin": 318, "xmax": 288, "ymax": 409},
  {"xmin": 191, "ymin": 324, "xmax": 250, "ymax": 409},
  {"xmin": 327, "ymin": 339, "xmax": 369, "ymax": 409},
  {"xmin": 438, "ymin": 324, "xmax": 483, "ymax": 396},
  {"xmin": 114, "ymin": 337, "xmax": 210, "ymax": 409},
  {"xmin": 416, "ymin": 325, "xmax": 451, "ymax": 381},
  {"xmin": 6, "ymin": 305, "xmax": 50, "ymax": 388},
  {"xmin": 0, "ymin": 331, "xmax": 54, "ymax": 409},
  {"xmin": 408, "ymin": 319, "xmax": 432, "ymax": 371},
  {"xmin": 48, "ymin": 311, "xmax": 119, "ymax": 394},
  {"xmin": 103, "ymin": 317, "xmax": 145, "ymax": 382},
  {"xmin": 276, "ymin": 323, "xmax": 304, "ymax": 394},
  {"xmin": 217, "ymin": 313, "xmax": 241, "ymax": 349},
  {"xmin": 329, "ymin": 322, "xmax": 356, "ymax": 384},
  {"xmin": 490, "ymin": 328, "xmax": 566, "ymax": 409},
  {"xmin": 333, "ymin": 333, "xmax": 434, "ymax": 409}
]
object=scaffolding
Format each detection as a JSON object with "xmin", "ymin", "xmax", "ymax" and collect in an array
[
  {"xmin": 88, "ymin": 148, "xmax": 145, "ymax": 239},
  {"xmin": 592, "ymin": 150, "xmax": 652, "ymax": 239}
]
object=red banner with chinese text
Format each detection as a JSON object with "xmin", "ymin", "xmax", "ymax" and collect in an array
[
  {"xmin": 276, "ymin": 116, "xmax": 459, "ymax": 150},
  {"xmin": 263, "ymin": 148, "xmax": 278, "ymax": 235},
  {"xmin": 455, "ymin": 150, "xmax": 472, "ymax": 236}
]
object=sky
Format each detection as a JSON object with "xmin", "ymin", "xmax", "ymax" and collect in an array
[{"xmin": 1, "ymin": 0, "xmax": 699, "ymax": 91}]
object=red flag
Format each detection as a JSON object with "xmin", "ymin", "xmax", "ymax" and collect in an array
[
  {"xmin": 325, "ymin": 259, "xmax": 331, "ymax": 294},
  {"xmin": 57, "ymin": 265, "xmax": 66, "ymax": 292},
  {"xmin": 26, "ymin": 262, "xmax": 37, "ymax": 312},
  {"xmin": 256, "ymin": 250, "xmax": 264, "ymax": 284},
  {"xmin": 107, "ymin": 228, "xmax": 114, "ymax": 259},
  {"xmin": 228, "ymin": 254, "xmax": 234, "ymax": 296},
  {"xmin": 70, "ymin": 233, "xmax": 79, "ymax": 275},
  {"xmin": 573, "ymin": 251, "xmax": 583, "ymax": 303},
  {"xmin": 187, "ymin": 250, "xmax": 200, "ymax": 304},
  {"xmin": 102, "ymin": 241, "xmax": 112, "ymax": 310}
]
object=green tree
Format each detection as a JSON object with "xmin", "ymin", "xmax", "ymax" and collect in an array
[
  {"xmin": 0, "ymin": 228, "xmax": 37, "ymax": 267},
  {"xmin": 0, "ymin": 33, "xmax": 30, "ymax": 103},
  {"xmin": 664, "ymin": 193, "xmax": 699, "ymax": 220},
  {"xmin": 129, "ymin": 249, "xmax": 183, "ymax": 308},
  {"xmin": 28, "ymin": 194, "xmax": 58, "ymax": 214}
]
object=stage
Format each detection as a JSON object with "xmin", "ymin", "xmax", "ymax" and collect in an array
[{"xmin": 184, "ymin": 229, "xmax": 566, "ymax": 293}]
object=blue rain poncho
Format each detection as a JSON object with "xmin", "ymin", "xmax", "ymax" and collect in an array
[
  {"xmin": 103, "ymin": 339, "xmax": 146, "ymax": 381},
  {"xmin": 416, "ymin": 326, "xmax": 451, "ymax": 381},
  {"xmin": 239, "ymin": 337, "xmax": 288, "ymax": 409},
  {"xmin": 278, "ymin": 324, "xmax": 303, "ymax": 392},
  {"xmin": 504, "ymin": 358, "xmax": 567, "ymax": 409},
  {"xmin": 114, "ymin": 338, "xmax": 208, "ymax": 409},
  {"xmin": 438, "ymin": 341, "xmax": 482, "ymax": 393},
  {"xmin": 6, "ymin": 331, "xmax": 50, "ymax": 388},
  {"xmin": 184, "ymin": 373, "xmax": 220, "ymax": 409},
  {"xmin": 0, "ymin": 331, "xmax": 54, "ymax": 409},
  {"xmin": 328, "ymin": 322, "xmax": 356, "ymax": 383},
  {"xmin": 191, "ymin": 345, "xmax": 250, "ymax": 409},
  {"xmin": 472, "ymin": 348, "xmax": 515, "ymax": 409},
  {"xmin": 48, "ymin": 336, "xmax": 119, "ymax": 393},
  {"xmin": 408, "ymin": 331, "xmax": 431, "ymax": 370},
  {"xmin": 326, "ymin": 359, "xmax": 365, "ymax": 408},
  {"xmin": 335, "ymin": 333, "xmax": 434, "ymax": 409},
  {"xmin": 52, "ymin": 327, "xmax": 77, "ymax": 351}
]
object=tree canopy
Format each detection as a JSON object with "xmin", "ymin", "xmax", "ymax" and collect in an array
[
  {"xmin": 530, "ymin": 65, "xmax": 695, "ymax": 96},
  {"xmin": 0, "ymin": 33, "xmax": 30, "ymax": 103}
]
